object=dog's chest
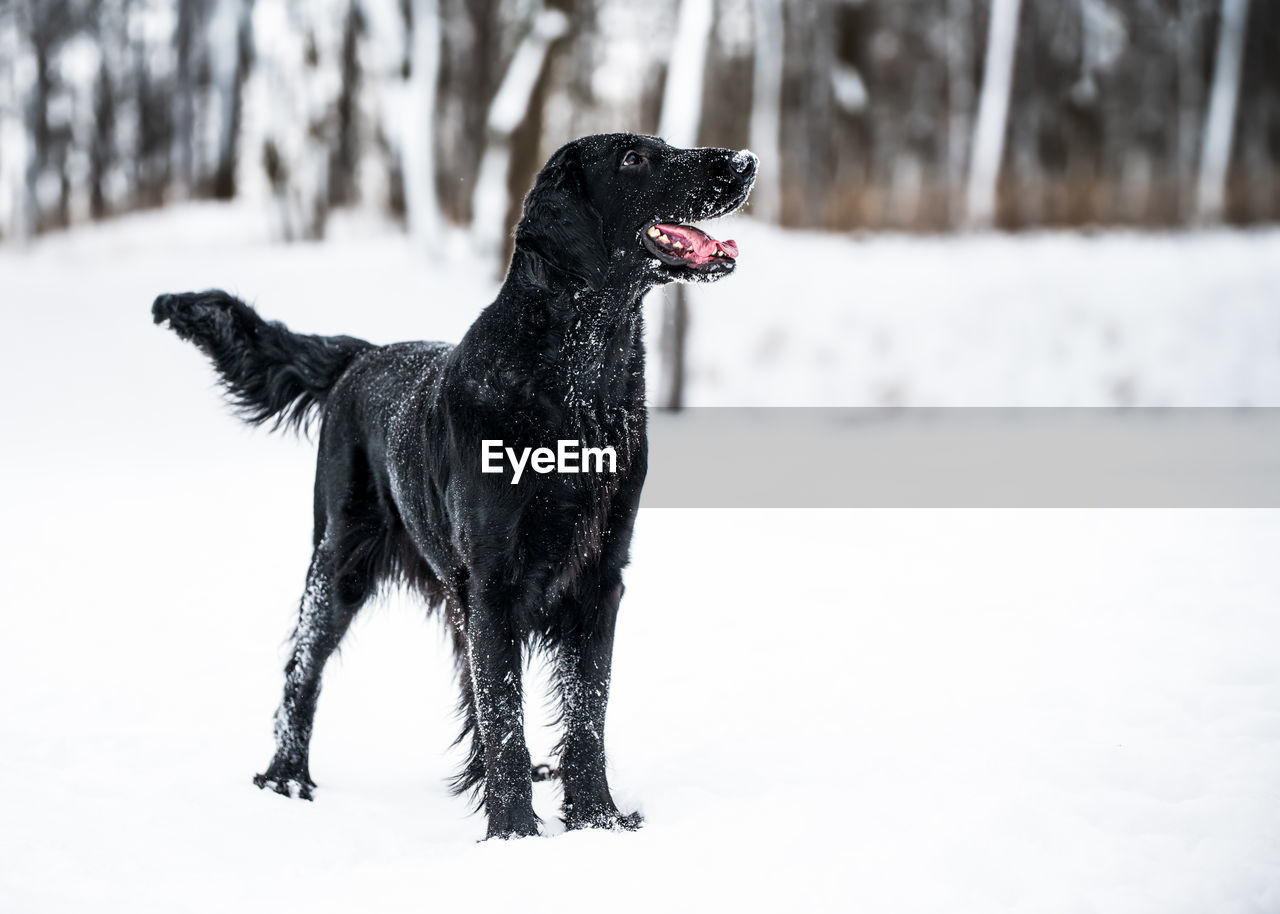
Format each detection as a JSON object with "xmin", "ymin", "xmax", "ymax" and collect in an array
[{"xmin": 519, "ymin": 407, "xmax": 641, "ymax": 592}]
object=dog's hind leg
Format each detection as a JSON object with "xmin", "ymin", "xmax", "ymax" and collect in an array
[
  {"xmin": 447, "ymin": 623, "xmax": 487, "ymax": 803},
  {"xmin": 254, "ymin": 538, "xmax": 367, "ymax": 800}
]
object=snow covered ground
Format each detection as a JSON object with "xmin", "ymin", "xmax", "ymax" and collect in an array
[
  {"xmin": 2, "ymin": 205, "xmax": 1278, "ymax": 913},
  {"xmin": 682, "ymin": 223, "xmax": 1280, "ymax": 407}
]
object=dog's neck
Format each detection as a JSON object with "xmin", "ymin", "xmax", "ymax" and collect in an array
[
  {"xmin": 553, "ymin": 285, "xmax": 646, "ymax": 412},
  {"xmin": 466, "ymin": 248, "xmax": 651, "ymax": 417}
]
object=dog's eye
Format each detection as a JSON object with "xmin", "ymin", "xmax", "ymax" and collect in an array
[{"xmin": 621, "ymin": 151, "xmax": 643, "ymax": 168}]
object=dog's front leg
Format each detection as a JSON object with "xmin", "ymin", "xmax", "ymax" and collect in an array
[
  {"xmin": 555, "ymin": 582, "xmax": 642, "ymax": 831},
  {"xmin": 465, "ymin": 591, "xmax": 539, "ymax": 839}
]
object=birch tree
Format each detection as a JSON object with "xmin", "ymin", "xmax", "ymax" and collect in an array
[
  {"xmin": 965, "ymin": 0, "xmax": 1022, "ymax": 228},
  {"xmin": 1196, "ymin": 0, "xmax": 1249, "ymax": 222},
  {"xmin": 471, "ymin": 5, "xmax": 567, "ymax": 260},
  {"xmin": 209, "ymin": 0, "xmax": 252, "ymax": 198},
  {"xmin": 1175, "ymin": 0, "xmax": 1209, "ymax": 222},
  {"xmin": 656, "ymin": 0, "xmax": 713, "ymax": 410},
  {"xmin": 0, "ymin": 0, "xmax": 34, "ymax": 240}
]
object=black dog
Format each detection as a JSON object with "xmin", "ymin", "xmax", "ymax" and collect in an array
[{"xmin": 152, "ymin": 133, "xmax": 756, "ymax": 839}]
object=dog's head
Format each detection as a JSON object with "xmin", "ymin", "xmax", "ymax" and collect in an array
[{"xmin": 515, "ymin": 133, "xmax": 757, "ymax": 291}]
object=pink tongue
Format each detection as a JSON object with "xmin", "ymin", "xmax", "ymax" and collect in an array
[{"xmin": 655, "ymin": 224, "xmax": 738, "ymax": 264}]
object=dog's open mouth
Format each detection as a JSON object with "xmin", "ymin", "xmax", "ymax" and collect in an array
[{"xmin": 641, "ymin": 222, "xmax": 739, "ymax": 272}]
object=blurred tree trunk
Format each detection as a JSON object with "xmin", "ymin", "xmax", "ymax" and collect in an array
[
  {"xmin": 0, "ymin": 0, "xmax": 35, "ymax": 239},
  {"xmin": 327, "ymin": 0, "xmax": 363, "ymax": 208},
  {"xmin": 471, "ymin": 5, "xmax": 567, "ymax": 265},
  {"xmin": 657, "ymin": 0, "xmax": 713, "ymax": 410},
  {"xmin": 884, "ymin": 1, "xmax": 947, "ymax": 228},
  {"xmin": 779, "ymin": 0, "xmax": 835, "ymax": 227},
  {"xmin": 171, "ymin": 0, "xmax": 204, "ymax": 199},
  {"xmin": 404, "ymin": 0, "xmax": 442, "ymax": 248},
  {"xmin": 1175, "ymin": 0, "xmax": 1208, "ymax": 222},
  {"xmin": 748, "ymin": 0, "xmax": 782, "ymax": 222},
  {"xmin": 89, "ymin": 58, "xmax": 115, "ymax": 218},
  {"xmin": 657, "ymin": 288, "xmax": 690, "ymax": 411},
  {"xmin": 210, "ymin": 0, "xmax": 252, "ymax": 199},
  {"xmin": 500, "ymin": 0, "xmax": 579, "ymax": 271},
  {"xmin": 946, "ymin": 0, "xmax": 975, "ymax": 227},
  {"xmin": 1196, "ymin": 0, "xmax": 1248, "ymax": 221},
  {"xmin": 965, "ymin": 0, "xmax": 1021, "ymax": 228},
  {"xmin": 29, "ymin": 1, "xmax": 67, "ymax": 230},
  {"xmin": 699, "ymin": 0, "xmax": 753, "ymax": 151},
  {"xmin": 1232, "ymin": 0, "xmax": 1277, "ymax": 222},
  {"xmin": 435, "ymin": 0, "xmax": 514, "ymax": 225}
]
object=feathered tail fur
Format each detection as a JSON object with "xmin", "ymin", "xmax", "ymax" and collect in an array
[{"xmin": 152, "ymin": 290, "xmax": 372, "ymax": 432}]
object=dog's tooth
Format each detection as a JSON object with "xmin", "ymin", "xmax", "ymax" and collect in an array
[
  {"xmin": 647, "ymin": 226, "xmax": 660, "ymax": 238},
  {"xmin": 672, "ymin": 240, "xmax": 684, "ymax": 249},
  {"xmin": 658, "ymin": 233, "xmax": 670, "ymax": 243}
]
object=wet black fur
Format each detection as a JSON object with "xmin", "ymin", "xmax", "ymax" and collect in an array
[{"xmin": 152, "ymin": 133, "xmax": 756, "ymax": 839}]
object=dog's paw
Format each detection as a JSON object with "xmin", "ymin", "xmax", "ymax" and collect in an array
[
  {"xmin": 484, "ymin": 826, "xmax": 541, "ymax": 841},
  {"xmin": 253, "ymin": 772, "xmax": 315, "ymax": 801},
  {"xmin": 484, "ymin": 808, "xmax": 542, "ymax": 841},
  {"xmin": 563, "ymin": 807, "xmax": 643, "ymax": 832}
]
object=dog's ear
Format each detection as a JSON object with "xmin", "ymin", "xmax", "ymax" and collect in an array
[{"xmin": 514, "ymin": 143, "xmax": 609, "ymax": 290}]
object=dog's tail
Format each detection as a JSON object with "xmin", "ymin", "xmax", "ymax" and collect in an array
[{"xmin": 152, "ymin": 290, "xmax": 373, "ymax": 432}]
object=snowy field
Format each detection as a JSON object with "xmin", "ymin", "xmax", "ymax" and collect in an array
[{"xmin": 2, "ymin": 205, "xmax": 1279, "ymax": 913}]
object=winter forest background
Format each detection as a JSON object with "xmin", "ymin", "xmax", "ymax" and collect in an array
[
  {"xmin": 1, "ymin": 0, "xmax": 1277, "ymax": 410},
  {"xmin": 1, "ymin": 0, "xmax": 1276, "ymax": 246},
  {"xmin": 4, "ymin": 4, "xmax": 1280, "ymax": 905}
]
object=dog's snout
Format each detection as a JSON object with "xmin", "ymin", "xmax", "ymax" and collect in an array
[{"xmin": 730, "ymin": 150, "xmax": 757, "ymax": 176}]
